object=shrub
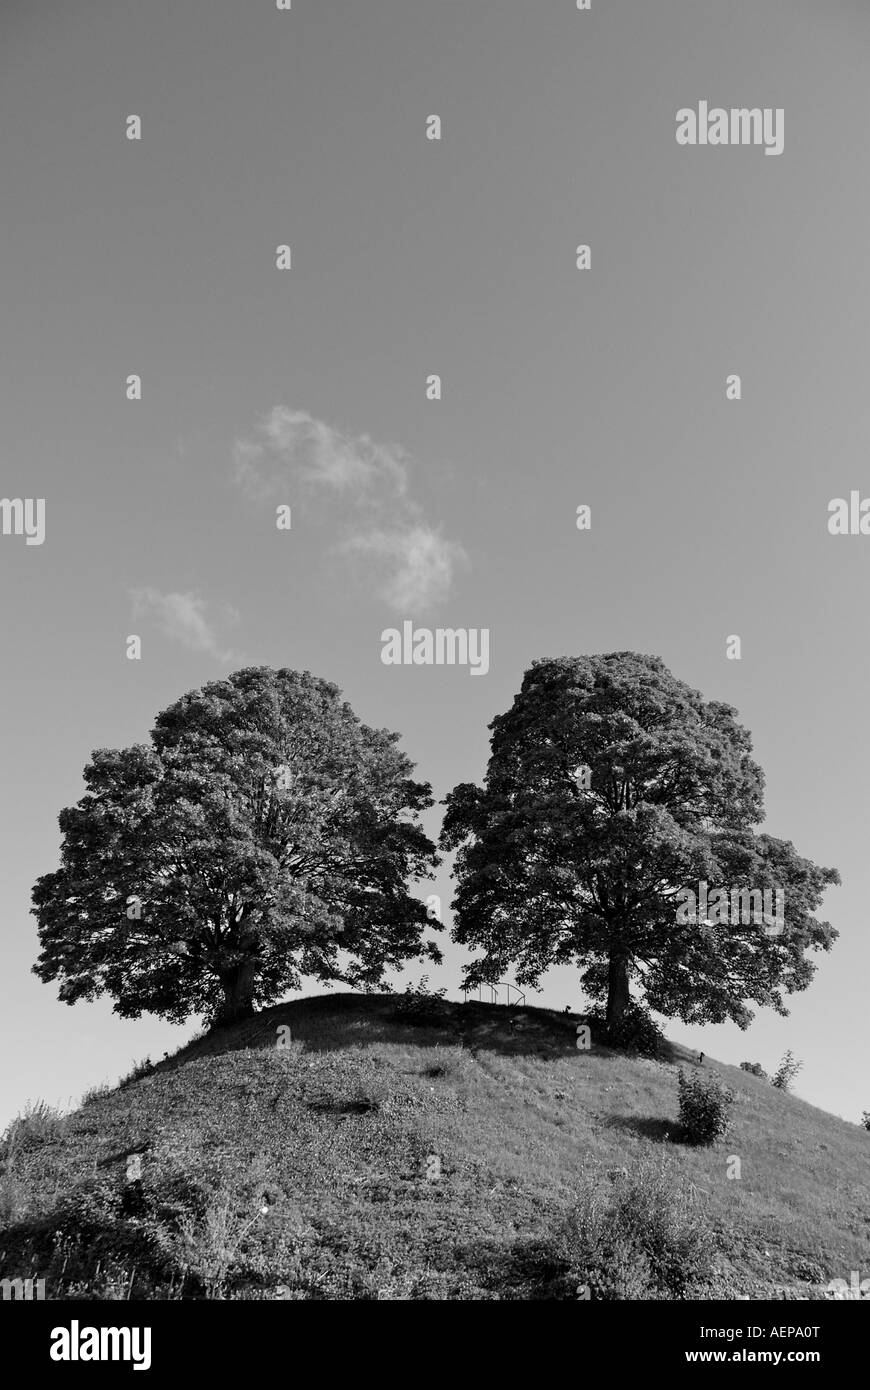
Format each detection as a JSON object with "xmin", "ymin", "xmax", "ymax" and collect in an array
[
  {"xmin": 423, "ymin": 1049, "xmax": 453, "ymax": 1079},
  {"xmin": 861, "ymin": 1111, "xmax": 870, "ymax": 1132},
  {"xmin": 556, "ymin": 1158, "xmax": 715, "ymax": 1299},
  {"xmin": 0, "ymin": 1100, "xmax": 64, "ymax": 1163},
  {"xmin": 174, "ymin": 1193, "xmax": 269, "ymax": 1299},
  {"xmin": 0, "ymin": 1171, "xmax": 27, "ymax": 1224},
  {"xmin": 771, "ymin": 1050, "xmax": 803, "ymax": 1092},
  {"xmin": 677, "ymin": 1068, "xmax": 734, "ymax": 1146},
  {"xmin": 119, "ymin": 1057, "xmax": 156, "ymax": 1090},
  {"xmin": 582, "ymin": 1001, "xmax": 666, "ymax": 1059},
  {"xmin": 739, "ymin": 1061, "xmax": 768, "ymax": 1079},
  {"xmin": 393, "ymin": 976, "xmax": 449, "ymax": 1026},
  {"xmin": 80, "ymin": 1084, "xmax": 113, "ymax": 1107}
]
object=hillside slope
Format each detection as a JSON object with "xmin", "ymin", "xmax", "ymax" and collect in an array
[{"xmin": 1, "ymin": 993, "xmax": 867, "ymax": 1300}]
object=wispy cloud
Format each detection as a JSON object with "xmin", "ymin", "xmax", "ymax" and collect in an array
[
  {"xmin": 129, "ymin": 588, "xmax": 237, "ymax": 664},
  {"xmin": 341, "ymin": 526, "xmax": 459, "ymax": 611},
  {"xmin": 234, "ymin": 406, "xmax": 465, "ymax": 612}
]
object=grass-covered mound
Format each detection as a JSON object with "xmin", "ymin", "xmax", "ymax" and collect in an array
[{"xmin": 1, "ymin": 993, "xmax": 867, "ymax": 1299}]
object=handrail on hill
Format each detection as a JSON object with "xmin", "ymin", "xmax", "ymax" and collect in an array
[{"xmin": 462, "ymin": 982, "xmax": 526, "ymax": 1007}]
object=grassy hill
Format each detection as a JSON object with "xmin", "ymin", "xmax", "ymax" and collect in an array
[{"xmin": 1, "ymin": 992, "xmax": 867, "ymax": 1300}]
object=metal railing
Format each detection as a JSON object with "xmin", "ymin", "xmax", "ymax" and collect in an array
[{"xmin": 461, "ymin": 982, "xmax": 526, "ymax": 1007}]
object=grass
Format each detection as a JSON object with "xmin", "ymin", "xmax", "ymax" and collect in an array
[{"xmin": 0, "ymin": 993, "xmax": 867, "ymax": 1299}]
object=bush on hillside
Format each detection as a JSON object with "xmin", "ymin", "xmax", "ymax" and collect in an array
[
  {"xmin": 677, "ymin": 1068, "xmax": 734, "ymax": 1146},
  {"xmin": 393, "ymin": 976, "xmax": 450, "ymax": 1026},
  {"xmin": 739, "ymin": 1061, "xmax": 768, "ymax": 1079},
  {"xmin": 0, "ymin": 1100, "xmax": 64, "ymax": 1163},
  {"xmin": 119, "ymin": 1057, "xmax": 156, "ymax": 1090},
  {"xmin": 555, "ymin": 1158, "xmax": 715, "ymax": 1299},
  {"xmin": 0, "ymin": 1171, "xmax": 27, "ymax": 1225},
  {"xmin": 583, "ymin": 1001, "xmax": 666, "ymax": 1059},
  {"xmin": 80, "ymin": 1084, "xmax": 113, "ymax": 1107}
]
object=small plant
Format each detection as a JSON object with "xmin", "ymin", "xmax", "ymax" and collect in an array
[
  {"xmin": 0, "ymin": 1171, "xmax": 27, "ymax": 1224},
  {"xmin": 80, "ymin": 1083, "xmax": 113, "ymax": 1107},
  {"xmin": 175, "ymin": 1193, "xmax": 267, "ymax": 1298},
  {"xmin": 770, "ymin": 1050, "xmax": 803, "ymax": 1092},
  {"xmin": 677, "ymin": 1068, "xmax": 734, "ymax": 1146},
  {"xmin": 119, "ymin": 1057, "xmax": 156, "ymax": 1090},
  {"xmin": 739, "ymin": 1061, "xmax": 768, "ymax": 1079},
  {"xmin": 556, "ymin": 1158, "xmax": 715, "ymax": 1299},
  {"xmin": 862, "ymin": 1111, "xmax": 870, "ymax": 1132},
  {"xmin": 393, "ymin": 976, "xmax": 449, "ymax": 1026}
]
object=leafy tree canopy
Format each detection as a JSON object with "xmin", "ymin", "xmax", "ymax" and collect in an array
[
  {"xmin": 33, "ymin": 667, "xmax": 440, "ymax": 1025},
  {"xmin": 441, "ymin": 653, "xmax": 839, "ymax": 1030}
]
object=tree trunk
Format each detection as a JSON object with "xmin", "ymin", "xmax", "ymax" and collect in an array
[
  {"xmin": 605, "ymin": 949, "xmax": 630, "ymax": 1030},
  {"xmin": 215, "ymin": 959, "xmax": 257, "ymax": 1026}
]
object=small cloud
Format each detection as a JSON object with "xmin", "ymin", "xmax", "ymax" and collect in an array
[
  {"xmin": 233, "ymin": 406, "xmax": 465, "ymax": 611},
  {"xmin": 236, "ymin": 407, "xmax": 409, "ymax": 502},
  {"xmin": 342, "ymin": 525, "xmax": 464, "ymax": 611},
  {"xmin": 129, "ymin": 588, "xmax": 236, "ymax": 664}
]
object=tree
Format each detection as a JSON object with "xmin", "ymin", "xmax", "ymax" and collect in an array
[
  {"xmin": 440, "ymin": 653, "xmax": 839, "ymax": 1032},
  {"xmin": 33, "ymin": 667, "xmax": 440, "ymax": 1026},
  {"xmin": 770, "ymin": 1050, "xmax": 803, "ymax": 1092}
]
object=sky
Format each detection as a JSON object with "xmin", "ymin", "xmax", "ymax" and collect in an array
[{"xmin": 1, "ymin": 0, "xmax": 869, "ymax": 1129}]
